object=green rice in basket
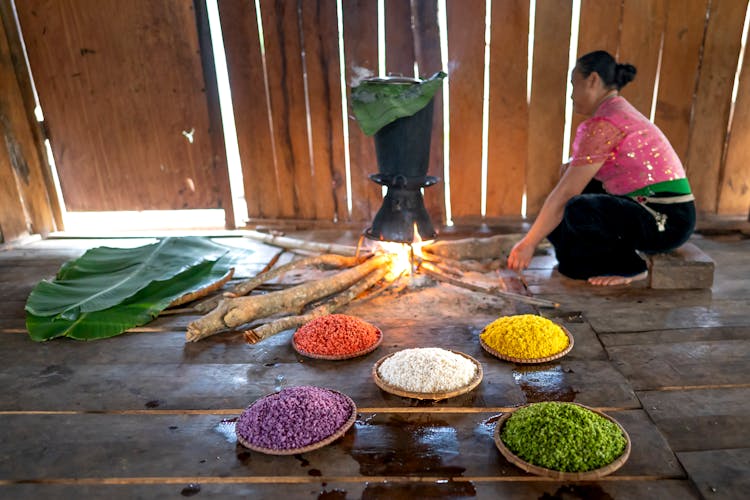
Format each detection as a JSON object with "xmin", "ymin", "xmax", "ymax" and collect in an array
[{"xmin": 500, "ymin": 402, "xmax": 627, "ymax": 473}]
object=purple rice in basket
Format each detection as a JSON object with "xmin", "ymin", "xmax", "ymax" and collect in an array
[{"xmin": 236, "ymin": 386, "xmax": 354, "ymax": 450}]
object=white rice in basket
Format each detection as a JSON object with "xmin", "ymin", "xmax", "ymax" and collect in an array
[{"xmin": 377, "ymin": 348, "xmax": 477, "ymax": 393}]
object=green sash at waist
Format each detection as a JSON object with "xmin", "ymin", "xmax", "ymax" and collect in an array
[{"xmin": 625, "ymin": 178, "xmax": 691, "ymax": 197}]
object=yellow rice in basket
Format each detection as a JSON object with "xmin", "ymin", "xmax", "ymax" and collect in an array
[{"xmin": 480, "ymin": 314, "xmax": 568, "ymax": 359}]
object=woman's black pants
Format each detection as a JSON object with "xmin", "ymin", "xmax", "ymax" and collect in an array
[{"xmin": 546, "ymin": 183, "xmax": 696, "ymax": 280}]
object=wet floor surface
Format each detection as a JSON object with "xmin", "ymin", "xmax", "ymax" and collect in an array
[{"xmin": 0, "ymin": 233, "xmax": 748, "ymax": 498}]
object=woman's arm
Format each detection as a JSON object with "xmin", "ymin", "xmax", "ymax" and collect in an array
[
  {"xmin": 559, "ymin": 161, "xmax": 570, "ymax": 177},
  {"xmin": 507, "ymin": 161, "xmax": 603, "ymax": 271}
]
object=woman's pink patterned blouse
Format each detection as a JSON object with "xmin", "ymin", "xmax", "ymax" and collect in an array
[{"xmin": 569, "ymin": 96, "xmax": 687, "ymax": 195}]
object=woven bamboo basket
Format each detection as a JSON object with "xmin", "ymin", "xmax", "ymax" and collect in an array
[
  {"xmin": 235, "ymin": 390, "xmax": 357, "ymax": 455},
  {"xmin": 493, "ymin": 402, "xmax": 631, "ymax": 480},
  {"xmin": 372, "ymin": 349, "xmax": 483, "ymax": 401},
  {"xmin": 292, "ymin": 327, "xmax": 383, "ymax": 360},
  {"xmin": 480, "ymin": 325, "xmax": 574, "ymax": 364}
]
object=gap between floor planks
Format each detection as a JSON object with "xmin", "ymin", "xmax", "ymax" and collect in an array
[
  {"xmin": 0, "ymin": 406, "xmax": 640, "ymax": 415},
  {"xmin": 4, "ymin": 386, "xmax": 749, "ymax": 414},
  {"xmin": 0, "ymin": 475, "xmax": 684, "ymax": 486}
]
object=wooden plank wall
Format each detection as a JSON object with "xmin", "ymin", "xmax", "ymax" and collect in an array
[
  {"xmin": 485, "ymin": 0, "xmax": 528, "ymax": 218},
  {"xmin": 303, "ymin": 0, "xmax": 349, "ymax": 223},
  {"xmin": 412, "ymin": 0, "xmax": 446, "ymax": 225},
  {"xmin": 446, "ymin": 0, "xmax": 485, "ymax": 219},
  {"xmin": 0, "ymin": 1, "xmax": 57, "ymax": 243},
  {"xmin": 218, "ymin": 0, "xmax": 279, "ymax": 220},
  {"xmin": 568, "ymin": 0, "xmax": 622, "ymax": 155},
  {"xmin": 721, "ymin": 17, "xmax": 750, "ymax": 214},
  {"xmin": 686, "ymin": 0, "xmax": 748, "ymax": 213},
  {"xmin": 343, "ymin": 0, "xmax": 382, "ymax": 223},
  {"xmin": 653, "ymin": 0, "xmax": 708, "ymax": 163},
  {"xmin": 4, "ymin": 0, "xmax": 750, "ymax": 243},
  {"xmin": 618, "ymin": 0, "xmax": 667, "ymax": 116},
  {"xmin": 0, "ymin": 13, "xmax": 33, "ymax": 243},
  {"xmin": 15, "ymin": 0, "xmax": 229, "ymax": 213},
  {"xmin": 261, "ymin": 1, "xmax": 315, "ymax": 219},
  {"xmin": 221, "ymin": 0, "xmax": 449, "ymax": 226},
  {"xmin": 526, "ymin": 1, "xmax": 572, "ymax": 215},
  {"xmin": 218, "ymin": 0, "xmax": 750, "ymax": 224}
]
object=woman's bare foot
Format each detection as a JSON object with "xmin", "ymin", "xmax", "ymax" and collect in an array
[{"xmin": 587, "ymin": 271, "xmax": 648, "ymax": 286}]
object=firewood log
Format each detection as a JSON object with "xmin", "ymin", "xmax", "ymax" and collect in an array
[
  {"xmin": 193, "ymin": 254, "xmax": 362, "ymax": 313},
  {"xmin": 186, "ymin": 254, "xmax": 392, "ymax": 342},
  {"xmin": 244, "ymin": 265, "xmax": 390, "ymax": 344}
]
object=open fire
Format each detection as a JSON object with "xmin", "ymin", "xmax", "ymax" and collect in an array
[{"xmin": 370, "ymin": 224, "xmax": 433, "ymax": 280}]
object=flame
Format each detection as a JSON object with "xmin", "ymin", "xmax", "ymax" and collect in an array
[{"xmin": 373, "ymin": 223, "xmax": 433, "ymax": 280}]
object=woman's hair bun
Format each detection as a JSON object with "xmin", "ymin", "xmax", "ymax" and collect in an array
[{"xmin": 614, "ymin": 63, "xmax": 637, "ymax": 89}]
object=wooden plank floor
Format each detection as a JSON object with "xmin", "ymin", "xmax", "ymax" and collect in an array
[{"xmin": 1, "ymin": 230, "xmax": 748, "ymax": 498}]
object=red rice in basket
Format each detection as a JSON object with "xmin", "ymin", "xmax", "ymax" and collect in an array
[{"xmin": 293, "ymin": 314, "xmax": 380, "ymax": 356}]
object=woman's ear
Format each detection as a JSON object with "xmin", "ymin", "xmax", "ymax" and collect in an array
[{"xmin": 586, "ymin": 71, "xmax": 602, "ymax": 89}]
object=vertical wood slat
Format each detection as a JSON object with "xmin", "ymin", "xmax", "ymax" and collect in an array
[
  {"xmin": 526, "ymin": 0, "xmax": 573, "ymax": 216},
  {"xmin": 569, "ymin": 0, "xmax": 623, "ymax": 153},
  {"xmin": 0, "ymin": 137, "xmax": 29, "ymax": 242},
  {"xmin": 16, "ymin": 0, "xmax": 225, "ymax": 212},
  {"xmin": 446, "ymin": 0, "xmax": 485, "ymax": 219},
  {"xmin": 653, "ymin": 0, "xmax": 708, "ymax": 163},
  {"xmin": 0, "ymin": 0, "xmax": 61, "ymax": 232},
  {"xmin": 485, "ymin": 0, "xmax": 528, "ymax": 217},
  {"xmin": 686, "ymin": 0, "xmax": 748, "ymax": 213},
  {"xmin": 301, "ymin": 0, "xmax": 347, "ymax": 222},
  {"xmin": 219, "ymin": 0, "xmax": 280, "ymax": 220},
  {"xmin": 413, "ymin": 0, "xmax": 446, "ymax": 226},
  {"xmin": 576, "ymin": 0, "xmax": 622, "ymax": 56},
  {"xmin": 385, "ymin": 0, "xmax": 415, "ymax": 77},
  {"xmin": 193, "ymin": 0, "xmax": 234, "ymax": 229},
  {"xmin": 343, "ymin": 0, "xmax": 381, "ymax": 223},
  {"xmin": 618, "ymin": 0, "xmax": 667, "ymax": 116},
  {"xmin": 0, "ymin": 2, "xmax": 56, "ymax": 237},
  {"xmin": 0, "ymin": 158, "xmax": 29, "ymax": 243},
  {"xmin": 259, "ymin": 0, "xmax": 313, "ymax": 219},
  {"xmin": 718, "ymin": 26, "xmax": 750, "ymax": 214}
]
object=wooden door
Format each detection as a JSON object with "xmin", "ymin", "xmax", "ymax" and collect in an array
[{"xmin": 15, "ymin": 0, "xmax": 231, "ymax": 214}]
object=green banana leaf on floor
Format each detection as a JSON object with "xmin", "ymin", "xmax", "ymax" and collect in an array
[
  {"xmin": 25, "ymin": 237, "xmax": 244, "ymax": 341},
  {"xmin": 26, "ymin": 236, "xmax": 230, "ymax": 320}
]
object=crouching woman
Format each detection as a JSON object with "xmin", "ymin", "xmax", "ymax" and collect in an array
[{"xmin": 508, "ymin": 50, "xmax": 696, "ymax": 286}]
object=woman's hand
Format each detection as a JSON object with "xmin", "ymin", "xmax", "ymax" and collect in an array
[
  {"xmin": 507, "ymin": 238, "xmax": 536, "ymax": 272},
  {"xmin": 506, "ymin": 160, "xmax": 602, "ymax": 273}
]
